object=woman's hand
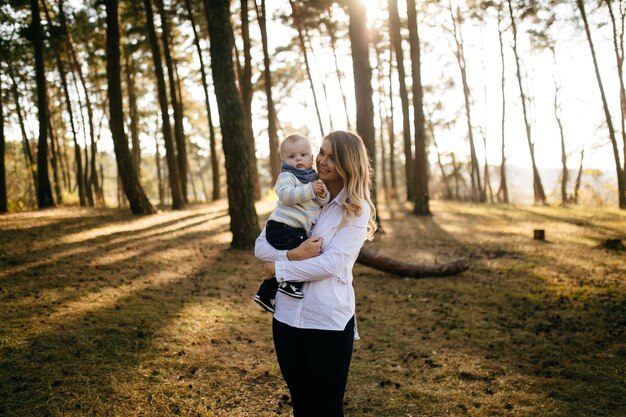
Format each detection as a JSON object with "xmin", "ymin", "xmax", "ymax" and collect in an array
[
  {"xmin": 287, "ymin": 236, "xmax": 323, "ymax": 261},
  {"xmin": 262, "ymin": 262, "xmax": 275, "ymax": 280}
]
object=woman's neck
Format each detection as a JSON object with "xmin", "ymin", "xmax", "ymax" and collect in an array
[{"xmin": 326, "ymin": 181, "xmax": 342, "ymax": 201}]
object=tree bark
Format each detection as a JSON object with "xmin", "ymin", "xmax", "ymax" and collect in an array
[
  {"xmin": 30, "ymin": 0, "xmax": 55, "ymax": 208},
  {"xmin": 105, "ymin": 0, "xmax": 155, "ymax": 215},
  {"xmin": 507, "ymin": 0, "xmax": 546, "ymax": 205},
  {"xmin": 255, "ymin": 0, "xmax": 280, "ymax": 185},
  {"xmin": 357, "ymin": 247, "xmax": 469, "ymax": 278},
  {"xmin": 407, "ymin": 0, "xmax": 430, "ymax": 215},
  {"xmin": 184, "ymin": 0, "xmax": 221, "ymax": 200},
  {"xmin": 46, "ymin": 98, "xmax": 63, "ymax": 204},
  {"xmin": 239, "ymin": 0, "xmax": 261, "ymax": 200},
  {"xmin": 348, "ymin": 0, "xmax": 378, "ymax": 216},
  {"xmin": 573, "ymin": 148, "xmax": 584, "ymax": 204},
  {"xmin": 389, "ymin": 0, "xmax": 414, "ymax": 201},
  {"xmin": 205, "ymin": 0, "xmax": 260, "ymax": 249},
  {"xmin": 155, "ymin": 0, "xmax": 189, "ymax": 204},
  {"xmin": 577, "ymin": 0, "xmax": 625, "ymax": 209},
  {"xmin": 0, "ymin": 73, "xmax": 6, "ymax": 213},
  {"xmin": 125, "ymin": 52, "xmax": 141, "ymax": 179},
  {"xmin": 143, "ymin": 0, "xmax": 184, "ymax": 209},
  {"xmin": 388, "ymin": 45, "xmax": 397, "ymax": 198}
]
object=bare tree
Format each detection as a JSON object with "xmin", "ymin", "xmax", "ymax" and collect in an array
[
  {"xmin": 495, "ymin": 1, "xmax": 509, "ymax": 203},
  {"xmin": 577, "ymin": 0, "xmax": 625, "ymax": 209}
]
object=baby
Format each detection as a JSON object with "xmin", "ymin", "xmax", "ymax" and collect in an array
[{"xmin": 254, "ymin": 134, "xmax": 329, "ymax": 313}]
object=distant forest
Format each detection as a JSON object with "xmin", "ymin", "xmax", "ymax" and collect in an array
[{"xmin": 0, "ymin": 0, "xmax": 625, "ymax": 245}]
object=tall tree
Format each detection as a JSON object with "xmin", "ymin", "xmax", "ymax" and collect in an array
[
  {"xmin": 0, "ymin": 71, "xmax": 6, "ymax": 213},
  {"xmin": 507, "ymin": 0, "xmax": 546, "ymax": 204},
  {"xmin": 184, "ymin": 0, "xmax": 221, "ymax": 200},
  {"xmin": 142, "ymin": 0, "xmax": 185, "ymax": 209},
  {"xmin": 348, "ymin": 0, "xmax": 378, "ymax": 212},
  {"xmin": 255, "ymin": 0, "xmax": 280, "ymax": 185},
  {"xmin": 388, "ymin": 0, "xmax": 414, "ymax": 200},
  {"xmin": 407, "ymin": 0, "xmax": 430, "ymax": 215},
  {"xmin": 43, "ymin": 0, "xmax": 86, "ymax": 206},
  {"xmin": 449, "ymin": 1, "xmax": 485, "ymax": 202},
  {"xmin": 495, "ymin": 1, "xmax": 509, "ymax": 203},
  {"xmin": 577, "ymin": 0, "xmax": 625, "ymax": 209},
  {"xmin": 29, "ymin": 0, "xmax": 54, "ymax": 208},
  {"xmin": 205, "ymin": 0, "xmax": 260, "ymax": 249},
  {"xmin": 323, "ymin": 11, "xmax": 352, "ymax": 129},
  {"xmin": 239, "ymin": 0, "xmax": 261, "ymax": 200},
  {"xmin": 105, "ymin": 0, "xmax": 155, "ymax": 215},
  {"xmin": 155, "ymin": 0, "xmax": 189, "ymax": 203}
]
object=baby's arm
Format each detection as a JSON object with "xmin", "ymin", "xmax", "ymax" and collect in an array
[
  {"xmin": 275, "ymin": 172, "xmax": 316, "ymax": 205},
  {"xmin": 312, "ymin": 180, "xmax": 330, "ymax": 205}
]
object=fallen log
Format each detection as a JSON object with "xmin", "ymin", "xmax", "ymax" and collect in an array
[{"xmin": 356, "ymin": 247, "xmax": 470, "ymax": 278}]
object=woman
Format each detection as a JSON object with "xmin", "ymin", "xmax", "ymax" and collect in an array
[{"xmin": 255, "ymin": 130, "xmax": 377, "ymax": 417}]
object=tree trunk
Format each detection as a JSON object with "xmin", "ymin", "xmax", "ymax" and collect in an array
[
  {"xmin": 357, "ymin": 247, "xmax": 469, "ymax": 278},
  {"xmin": 155, "ymin": 0, "xmax": 189, "ymax": 204},
  {"xmin": 8, "ymin": 66, "xmax": 38, "ymax": 193},
  {"xmin": 348, "ymin": 0, "xmax": 378, "ymax": 216},
  {"xmin": 42, "ymin": 0, "xmax": 85, "ymax": 206},
  {"xmin": 184, "ymin": 0, "xmax": 221, "ymax": 200},
  {"xmin": 407, "ymin": 0, "xmax": 430, "ymax": 215},
  {"xmin": 551, "ymin": 51, "xmax": 568, "ymax": 206},
  {"xmin": 604, "ymin": 0, "xmax": 626, "ymax": 182},
  {"xmin": 30, "ymin": 0, "xmax": 54, "ymax": 208},
  {"xmin": 0, "ymin": 74, "xmax": 6, "ymax": 213},
  {"xmin": 449, "ymin": 2, "xmax": 484, "ymax": 203},
  {"xmin": 376, "ymin": 47, "xmax": 388, "ymax": 201},
  {"xmin": 495, "ymin": 3, "xmax": 509, "ymax": 204},
  {"xmin": 155, "ymin": 113, "xmax": 165, "ymax": 207},
  {"xmin": 205, "ymin": 0, "xmax": 260, "ymax": 249},
  {"xmin": 57, "ymin": 0, "xmax": 103, "ymax": 206},
  {"xmin": 143, "ymin": 0, "xmax": 184, "ymax": 209},
  {"xmin": 389, "ymin": 0, "xmax": 414, "ymax": 201},
  {"xmin": 105, "ymin": 0, "xmax": 155, "ymax": 215},
  {"xmin": 46, "ymin": 100, "xmax": 63, "ymax": 204},
  {"xmin": 573, "ymin": 148, "xmax": 584, "ymax": 204},
  {"xmin": 255, "ymin": 0, "xmax": 280, "ymax": 185},
  {"xmin": 388, "ymin": 46, "xmax": 398, "ymax": 198},
  {"xmin": 289, "ymin": 0, "xmax": 325, "ymax": 138},
  {"xmin": 577, "ymin": 0, "xmax": 625, "ymax": 209},
  {"xmin": 239, "ymin": 0, "xmax": 261, "ymax": 200},
  {"xmin": 507, "ymin": 0, "xmax": 546, "ymax": 205},
  {"xmin": 125, "ymin": 52, "xmax": 141, "ymax": 179}
]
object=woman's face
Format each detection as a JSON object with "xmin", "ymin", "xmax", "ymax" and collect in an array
[{"xmin": 316, "ymin": 139, "xmax": 340, "ymax": 183}]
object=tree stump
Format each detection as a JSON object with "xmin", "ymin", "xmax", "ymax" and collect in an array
[
  {"xmin": 357, "ymin": 247, "xmax": 469, "ymax": 278},
  {"xmin": 601, "ymin": 239, "xmax": 625, "ymax": 251},
  {"xmin": 533, "ymin": 229, "xmax": 545, "ymax": 241}
]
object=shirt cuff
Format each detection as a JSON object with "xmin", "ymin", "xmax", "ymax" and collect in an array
[{"xmin": 275, "ymin": 261, "xmax": 288, "ymax": 283}]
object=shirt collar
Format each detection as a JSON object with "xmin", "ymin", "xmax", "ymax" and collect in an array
[{"xmin": 329, "ymin": 188, "xmax": 344, "ymax": 206}]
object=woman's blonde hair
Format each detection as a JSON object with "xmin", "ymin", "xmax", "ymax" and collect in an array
[{"xmin": 325, "ymin": 131, "xmax": 377, "ymax": 240}]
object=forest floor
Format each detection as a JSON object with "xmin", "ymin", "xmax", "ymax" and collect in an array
[{"xmin": 0, "ymin": 200, "xmax": 625, "ymax": 417}]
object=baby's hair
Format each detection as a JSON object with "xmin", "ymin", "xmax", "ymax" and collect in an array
[{"xmin": 280, "ymin": 134, "xmax": 311, "ymax": 158}]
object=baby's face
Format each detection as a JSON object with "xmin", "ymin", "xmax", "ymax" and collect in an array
[{"xmin": 282, "ymin": 139, "xmax": 313, "ymax": 170}]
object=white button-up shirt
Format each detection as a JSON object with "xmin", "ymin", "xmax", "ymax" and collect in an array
[{"xmin": 255, "ymin": 191, "xmax": 369, "ymax": 338}]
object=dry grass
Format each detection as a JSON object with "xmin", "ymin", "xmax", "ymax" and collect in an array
[{"xmin": 0, "ymin": 200, "xmax": 624, "ymax": 417}]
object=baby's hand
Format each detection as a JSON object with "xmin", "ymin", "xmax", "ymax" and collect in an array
[{"xmin": 312, "ymin": 180, "xmax": 327, "ymax": 197}]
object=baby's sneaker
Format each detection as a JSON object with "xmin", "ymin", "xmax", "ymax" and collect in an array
[{"xmin": 277, "ymin": 282, "xmax": 304, "ymax": 298}]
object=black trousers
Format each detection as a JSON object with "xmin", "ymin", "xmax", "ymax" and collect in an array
[{"xmin": 272, "ymin": 317, "xmax": 355, "ymax": 417}]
